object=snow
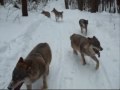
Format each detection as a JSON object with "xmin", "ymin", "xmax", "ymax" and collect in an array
[{"xmin": 0, "ymin": 0, "xmax": 120, "ymax": 89}]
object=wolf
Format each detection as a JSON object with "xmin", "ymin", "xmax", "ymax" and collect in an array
[
  {"xmin": 51, "ymin": 8, "xmax": 63, "ymax": 22},
  {"xmin": 79, "ymin": 19, "xmax": 88, "ymax": 35},
  {"xmin": 8, "ymin": 43, "xmax": 52, "ymax": 90},
  {"xmin": 41, "ymin": 10, "xmax": 51, "ymax": 18},
  {"xmin": 70, "ymin": 34, "xmax": 103, "ymax": 70}
]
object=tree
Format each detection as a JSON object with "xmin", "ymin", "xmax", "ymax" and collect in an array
[
  {"xmin": 117, "ymin": 0, "xmax": 120, "ymax": 13},
  {"xmin": 90, "ymin": 0, "xmax": 100, "ymax": 13},
  {"xmin": 0, "ymin": 0, "xmax": 4, "ymax": 5},
  {"xmin": 109, "ymin": 0, "xmax": 112, "ymax": 13},
  {"xmin": 22, "ymin": 0, "xmax": 28, "ymax": 16},
  {"xmin": 65, "ymin": 0, "xmax": 69, "ymax": 9},
  {"xmin": 77, "ymin": 0, "xmax": 84, "ymax": 11}
]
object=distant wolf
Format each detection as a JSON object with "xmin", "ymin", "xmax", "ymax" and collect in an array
[
  {"xmin": 41, "ymin": 10, "xmax": 51, "ymax": 18},
  {"xmin": 79, "ymin": 19, "xmax": 88, "ymax": 35},
  {"xmin": 8, "ymin": 43, "xmax": 52, "ymax": 90},
  {"xmin": 51, "ymin": 8, "xmax": 63, "ymax": 22},
  {"xmin": 70, "ymin": 34, "xmax": 103, "ymax": 70}
]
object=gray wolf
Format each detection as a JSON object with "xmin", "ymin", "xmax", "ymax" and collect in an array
[
  {"xmin": 51, "ymin": 8, "xmax": 63, "ymax": 22},
  {"xmin": 79, "ymin": 19, "xmax": 88, "ymax": 35},
  {"xmin": 70, "ymin": 34, "xmax": 103, "ymax": 70},
  {"xmin": 8, "ymin": 43, "xmax": 52, "ymax": 90},
  {"xmin": 41, "ymin": 10, "xmax": 51, "ymax": 18}
]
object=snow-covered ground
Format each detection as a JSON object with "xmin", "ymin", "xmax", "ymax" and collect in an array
[{"xmin": 0, "ymin": 0, "xmax": 120, "ymax": 89}]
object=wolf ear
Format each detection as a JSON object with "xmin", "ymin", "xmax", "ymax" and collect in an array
[
  {"xmin": 87, "ymin": 37, "xmax": 91, "ymax": 40},
  {"xmin": 18, "ymin": 57, "xmax": 24, "ymax": 63},
  {"xmin": 88, "ymin": 37, "xmax": 92, "ymax": 44},
  {"xmin": 93, "ymin": 36, "xmax": 96, "ymax": 39}
]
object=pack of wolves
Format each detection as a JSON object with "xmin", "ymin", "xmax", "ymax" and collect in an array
[
  {"xmin": 8, "ymin": 8, "xmax": 103, "ymax": 90},
  {"xmin": 41, "ymin": 8, "xmax": 63, "ymax": 22}
]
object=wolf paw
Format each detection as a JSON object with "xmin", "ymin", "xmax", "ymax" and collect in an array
[{"xmin": 95, "ymin": 64, "xmax": 99, "ymax": 70}]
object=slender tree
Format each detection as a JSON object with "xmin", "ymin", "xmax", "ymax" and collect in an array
[
  {"xmin": 109, "ymin": 0, "xmax": 112, "ymax": 13},
  {"xmin": 77, "ymin": 0, "xmax": 84, "ymax": 11},
  {"xmin": 91, "ymin": 0, "xmax": 100, "ymax": 13},
  {"xmin": 65, "ymin": 0, "xmax": 69, "ymax": 9},
  {"xmin": 0, "ymin": 0, "xmax": 4, "ymax": 5},
  {"xmin": 22, "ymin": 0, "xmax": 28, "ymax": 16},
  {"xmin": 117, "ymin": 0, "xmax": 120, "ymax": 13}
]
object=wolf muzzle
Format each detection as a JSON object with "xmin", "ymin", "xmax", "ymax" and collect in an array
[
  {"xmin": 8, "ymin": 81, "xmax": 13, "ymax": 90},
  {"xmin": 8, "ymin": 80, "xmax": 23, "ymax": 90},
  {"xmin": 100, "ymin": 47, "xmax": 103, "ymax": 51}
]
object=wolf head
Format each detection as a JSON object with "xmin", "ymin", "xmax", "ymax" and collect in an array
[
  {"xmin": 8, "ymin": 57, "xmax": 31, "ymax": 90},
  {"xmin": 51, "ymin": 8, "xmax": 56, "ymax": 13},
  {"xmin": 79, "ymin": 19, "xmax": 88, "ymax": 25},
  {"xmin": 88, "ymin": 36, "xmax": 103, "ymax": 52},
  {"xmin": 41, "ymin": 10, "xmax": 45, "ymax": 14}
]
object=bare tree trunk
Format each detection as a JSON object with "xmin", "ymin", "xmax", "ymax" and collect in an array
[
  {"xmin": 91, "ymin": 0, "xmax": 99, "ymax": 13},
  {"xmin": 113, "ymin": 0, "xmax": 116, "ymax": 13},
  {"xmin": 77, "ymin": 0, "xmax": 84, "ymax": 11},
  {"xmin": 102, "ymin": 0, "xmax": 104, "ymax": 11},
  {"xmin": 117, "ymin": 0, "xmax": 120, "ymax": 13},
  {"xmin": 22, "ymin": 0, "xmax": 28, "ymax": 16},
  {"xmin": 0, "ymin": 0, "xmax": 4, "ymax": 5},
  {"xmin": 109, "ymin": 0, "xmax": 112, "ymax": 13},
  {"xmin": 65, "ymin": 0, "xmax": 69, "ymax": 9}
]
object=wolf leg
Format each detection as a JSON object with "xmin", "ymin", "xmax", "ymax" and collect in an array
[
  {"xmin": 91, "ymin": 56, "xmax": 99, "ymax": 70},
  {"xmin": 26, "ymin": 85, "xmax": 32, "ymax": 90},
  {"xmin": 80, "ymin": 53, "xmax": 86, "ymax": 65},
  {"xmin": 42, "ymin": 74, "xmax": 47, "ymax": 90},
  {"xmin": 61, "ymin": 15, "xmax": 63, "ymax": 21},
  {"xmin": 85, "ymin": 27, "xmax": 87, "ymax": 35},
  {"xmin": 55, "ymin": 17, "xmax": 57, "ymax": 22},
  {"xmin": 46, "ymin": 64, "xmax": 49, "ymax": 75},
  {"xmin": 47, "ymin": 67, "xmax": 49, "ymax": 75},
  {"xmin": 56, "ymin": 17, "xmax": 59, "ymax": 22},
  {"xmin": 42, "ymin": 64, "xmax": 49, "ymax": 90}
]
